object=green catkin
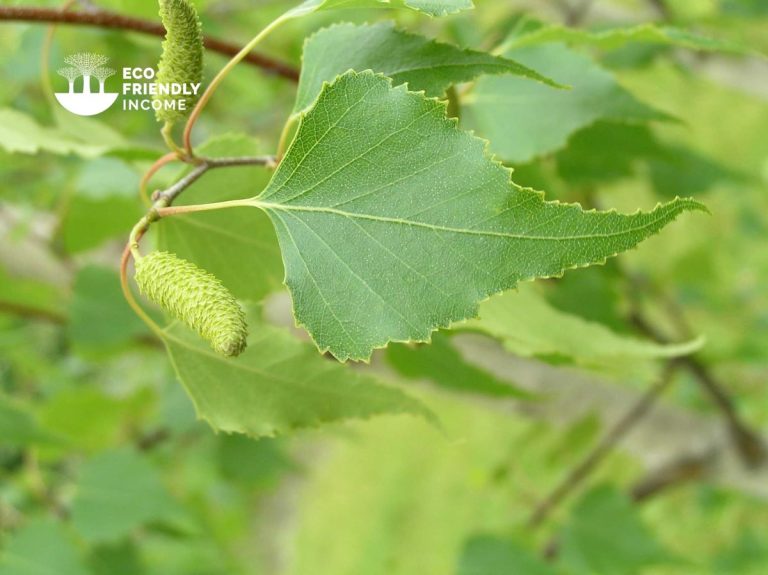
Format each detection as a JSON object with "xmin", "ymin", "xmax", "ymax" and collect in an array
[
  {"xmin": 154, "ymin": 0, "xmax": 204, "ymax": 124},
  {"xmin": 135, "ymin": 251, "xmax": 247, "ymax": 357}
]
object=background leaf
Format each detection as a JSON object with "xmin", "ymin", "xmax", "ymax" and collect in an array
[
  {"xmin": 71, "ymin": 448, "xmax": 182, "ymax": 542},
  {"xmin": 68, "ymin": 265, "xmax": 148, "ymax": 350},
  {"xmin": 467, "ymin": 283, "xmax": 702, "ymax": 372},
  {"xmin": 457, "ymin": 535, "xmax": 557, "ymax": 575},
  {"xmin": 557, "ymin": 486, "xmax": 676, "ymax": 574},
  {"xmin": 386, "ymin": 333, "xmax": 530, "ymax": 398},
  {"xmin": 508, "ymin": 22, "xmax": 755, "ymax": 54},
  {"xmin": 0, "ymin": 520, "xmax": 89, "ymax": 575},
  {"xmin": 465, "ymin": 43, "xmax": 673, "ymax": 163},
  {"xmin": 0, "ymin": 396, "xmax": 60, "ymax": 447},
  {"xmin": 163, "ymin": 310, "xmax": 432, "ymax": 437},
  {"xmin": 158, "ymin": 135, "xmax": 284, "ymax": 301},
  {"xmin": 293, "ymin": 22, "xmax": 559, "ymax": 114}
]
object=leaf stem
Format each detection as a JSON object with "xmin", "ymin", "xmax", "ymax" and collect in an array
[
  {"xmin": 156, "ymin": 198, "xmax": 254, "ymax": 218},
  {"xmin": 182, "ymin": 11, "xmax": 294, "ymax": 157},
  {"xmin": 120, "ymin": 239, "xmax": 165, "ymax": 339}
]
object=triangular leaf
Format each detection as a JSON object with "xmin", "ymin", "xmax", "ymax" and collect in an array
[
  {"xmin": 294, "ymin": 22, "xmax": 560, "ymax": 114},
  {"xmin": 465, "ymin": 43, "xmax": 673, "ymax": 163},
  {"xmin": 163, "ymin": 310, "xmax": 432, "ymax": 437},
  {"xmin": 251, "ymin": 71, "xmax": 703, "ymax": 360}
]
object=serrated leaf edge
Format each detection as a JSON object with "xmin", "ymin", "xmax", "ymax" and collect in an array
[{"xmin": 261, "ymin": 70, "xmax": 707, "ymax": 362}]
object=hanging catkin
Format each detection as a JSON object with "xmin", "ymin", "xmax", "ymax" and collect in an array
[
  {"xmin": 154, "ymin": 0, "xmax": 203, "ymax": 123},
  {"xmin": 135, "ymin": 251, "xmax": 247, "ymax": 357}
]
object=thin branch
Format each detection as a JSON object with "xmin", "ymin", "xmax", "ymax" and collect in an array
[
  {"xmin": 541, "ymin": 451, "xmax": 712, "ymax": 561},
  {"xmin": 140, "ymin": 151, "xmax": 179, "ymax": 206},
  {"xmin": 527, "ymin": 362, "xmax": 679, "ymax": 529},
  {"xmin": 0, "ymin": 300, "xmax": 66, "ymax": 324},
  {"xmin": 646, "ymin": 0, "xmax": 672, "ymax": 19},
  {"xmin": 550, "ymin": 0, "xmax": 594, "ymax": 26},
  {"xmin": 136, "ymin": 427, "xmax": 172, "ymax": 451},
  {"xmin": 629, "ymin": 453, "xmax": 711, "ymax": 502},
  {"xmin": 181, "ymin": 12, "xmax": 292, "ymax": 157},
  {"xmin": 151, "ymin": 155, "xmax": 276, "ymax": 204},
  {"xmin": 151, "ymin": 162, "xmax": 209, "ymax": 204},
  {"xmin": 205, "ymin": 155, "xmax": 278, "ymax": 169},
  {"xmin": 0, "ymin": 6, "xmax": 299, "ymax": 82},
  {"xmin": 628, "ymin": 310, "xmax": 766, "ymax": 468}
]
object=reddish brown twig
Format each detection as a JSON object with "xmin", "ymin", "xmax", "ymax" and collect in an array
[{"xmin": 0, "ymin": 6, "xmax": 299, "ymax": 82}]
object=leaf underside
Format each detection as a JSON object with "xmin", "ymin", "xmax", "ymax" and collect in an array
[
  {"xmin": 163, "ymin": 310, "xmax": 431, "ymax": 437},
  {"xmin": 466, "ymin": 43, "xmax": 672, "ymax": 163},
  {"xmin": 467, "ymin": 284, "xmax": 702, "ymax": 371},
  {"xmin": 294, "ymin": 22, "xmax": 559, "ymax": 114},
  {"xmin": 256, "ymin": 71, "xmax": 704, "ymax": 361}
]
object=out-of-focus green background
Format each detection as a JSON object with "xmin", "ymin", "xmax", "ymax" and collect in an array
[{"xmin": 1, "ymin": 0, "xmax": 767, "ymax": 573}]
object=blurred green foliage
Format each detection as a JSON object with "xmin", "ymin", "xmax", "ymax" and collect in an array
[{"xmin": 0, "ymin": 0, "xmax": 767, "ymax": 573}]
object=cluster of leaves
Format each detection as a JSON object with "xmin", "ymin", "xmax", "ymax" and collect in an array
[{"xmin": 1, "ymin": 0, "xmax": 767, "ymax": 573}]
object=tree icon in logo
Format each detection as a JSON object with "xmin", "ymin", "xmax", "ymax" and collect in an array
[{"xmin": 55, "ymin": 52, "xmax": 119, "ymax": 116}]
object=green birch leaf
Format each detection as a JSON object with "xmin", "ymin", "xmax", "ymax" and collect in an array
[
  {"xmin": 0, "ymin": 108, "xmax": 155, "ymax": 159},
  {"xmin": 466, "ymin": 284, "xmax": 703, "ymax": 371},
  {"xmin": 508, "ymin": 22, "xmax": 754, "ymax": 54},
  {"xmin": 559, "ymin": 486, "xmax": 676, "ymax": 574},
  {"xmin": 163, "ymin": 310, "xmax": 431, "ymax": 437},
  {"xmin": 293, "ymin": 22, "xmax": 560, "ymax": 115},
  {"xmin": 0, "ymin": 266, "xmax": 66, "ymax": 321},
  {"xmin": 0, "ymin": 107, "xmax": 107, "ymax": 157},
  {"xmin": 0, "ymin": 395, "xmax": 61, "ymax": 447},
  {"xmin": 251, "ymin": 71, "xmax": 703, "ymax": 361},
  {"xmin": 68, "ymin": 265, "xmax": 148, "ymax": 350},
  {"xmin": 290, "ymin": 0, "xmax": 472, "ymax": 18},
  {"xmin": 61, "ymin": 195, "xmax": 143, "ymax": 254},
  {"xmin": 71, "ymin": 448, "xmax": 182, "ymax": 542},
  {"xmin": 464, "ymin": 43, "xmax": 673, "ymax": 163},
  {"xmin": 88, "ymin": 541, "xmax": 146, "ymax": 575},
  {"xmin": 0, "ymin": 520, "xmax": 89, "ymax": 575},
  {"xmin": 554, "ymin": 122, "xmax": 662, "ymax": 186},
  {"xmin": 457, "ymin": 535, "xmax": 557, "ymax": 575},
  {"xmin": 386, "ymin": 333, "xmax": 530, "ymax": 398}
]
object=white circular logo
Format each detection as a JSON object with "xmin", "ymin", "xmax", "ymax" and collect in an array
[{"xmin": 55, "ymin": 52, "xmax": 118, "ymax": 116}]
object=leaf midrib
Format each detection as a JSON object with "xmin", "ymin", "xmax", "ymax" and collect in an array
[{"xmin": 255, "ymin": 200, "xmax": 688, "ymax": 242}]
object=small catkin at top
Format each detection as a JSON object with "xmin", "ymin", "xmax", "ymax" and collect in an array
[
  {"xmin": 135, "ymin": 251, "xmax": 247, "ymax": 357},
  {"xmin": 154, "ymin": 0, "xmax": 203, "ymax": 124}
]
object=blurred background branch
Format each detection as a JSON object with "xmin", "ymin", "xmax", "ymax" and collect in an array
[{"xmin": 0, "ymin": 5, "xmax": 299, "ymax": 81}]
